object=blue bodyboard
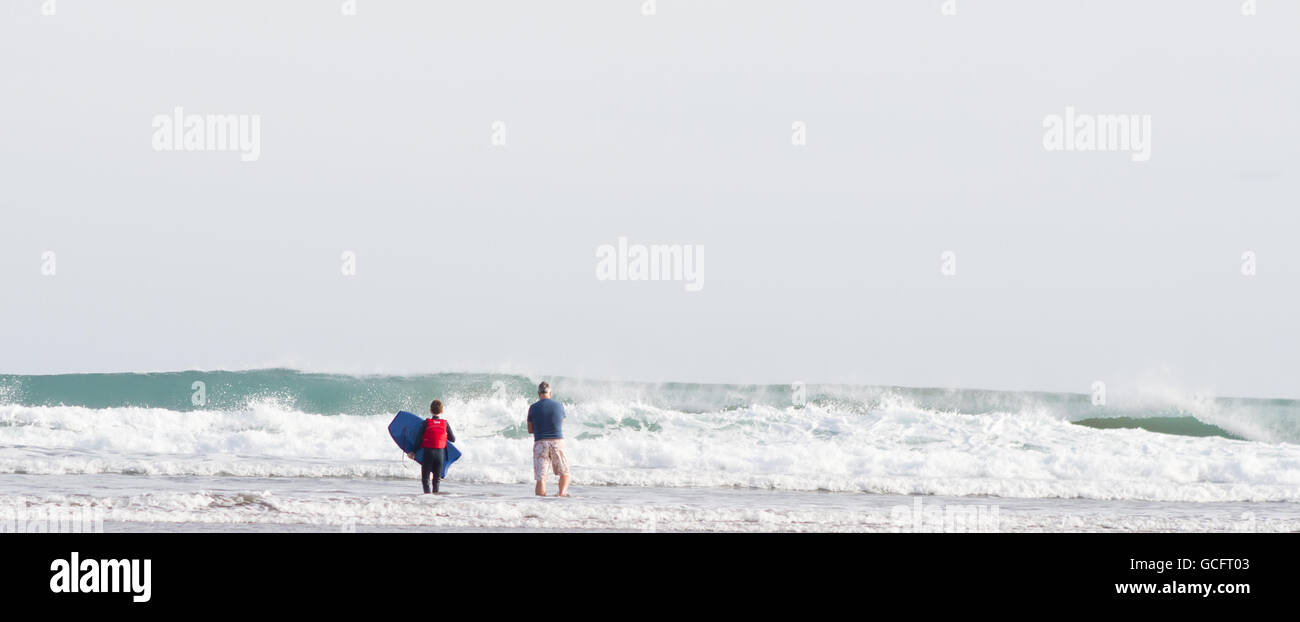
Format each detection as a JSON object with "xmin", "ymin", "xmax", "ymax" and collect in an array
[
  {"xmin": 388, "ymin": 411, "xmax": 461, "ymax": 478},
  {"xmin": 443, "ymin": 443, "xmax": 462, "ymax": 479}
]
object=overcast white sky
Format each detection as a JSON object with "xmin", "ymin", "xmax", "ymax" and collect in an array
[{"xmin": 2, "ymin": 1, "xmax": 1298, "ymax": 399}]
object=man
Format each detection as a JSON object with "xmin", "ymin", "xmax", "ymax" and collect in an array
[{"xmin": 527, "ymin": 381, "xmax": 570, "ymax": 497}]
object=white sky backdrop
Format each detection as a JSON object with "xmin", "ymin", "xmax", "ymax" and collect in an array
[{"xmin": 2, "ymin": 1, "xmax": 1298, "ymax": 399}]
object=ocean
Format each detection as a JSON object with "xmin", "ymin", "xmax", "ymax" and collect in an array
[{"xmin": 2, "ymin": 369, "xmax": 1298, "ymax": 532}]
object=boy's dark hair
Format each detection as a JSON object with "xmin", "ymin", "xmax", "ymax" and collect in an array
[{"xmin": 430, "ymin": 400, "xmax": 443, "ymax": 415}]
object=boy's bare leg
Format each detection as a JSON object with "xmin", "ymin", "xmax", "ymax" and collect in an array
[
  {"xmin": 557, "ymin": 474, "xmax": 571, "ymax": 497},
  {"xmin": 535, "ymin": 480, "xmax": 546, "ymax": 496}
]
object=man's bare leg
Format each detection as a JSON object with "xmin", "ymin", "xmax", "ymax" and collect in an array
[
  {"xmin": 535, "ymin": 480, "xmax": 546, "ymax": 497},
  {"xmin": 557, "ymin": 474, "xmax": 571, "ymax": 497}
]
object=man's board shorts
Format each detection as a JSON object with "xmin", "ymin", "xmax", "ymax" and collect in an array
[{"xmin": 533, "ymin": 439, "xmax": 569, "ymax": 480}]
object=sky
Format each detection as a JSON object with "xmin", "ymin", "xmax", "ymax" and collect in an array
[{"xmin": 2, "ymin": 1, "xmax": 1298, "ymax": 399}]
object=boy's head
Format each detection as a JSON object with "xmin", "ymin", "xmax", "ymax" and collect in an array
[{"xmin": 429, "ymin": 400, "xmax": 443, "ymax": 417}]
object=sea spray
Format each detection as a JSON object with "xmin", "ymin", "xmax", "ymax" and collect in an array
[{"xmin": 2, "ymin": 371, "xmax": 1299, "ymax": 502}]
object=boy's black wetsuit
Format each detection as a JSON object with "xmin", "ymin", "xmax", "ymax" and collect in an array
[{"xmin": 417, "ymin": 418, "xmax": 456, "ymax": 494}]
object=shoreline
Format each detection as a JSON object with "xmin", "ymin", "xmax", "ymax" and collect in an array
[{"xmin": 4, "ymin": 474, "xmax": 1298, "ymax": 533}]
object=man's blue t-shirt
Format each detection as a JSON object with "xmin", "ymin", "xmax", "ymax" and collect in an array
[{"xmin": 527, "ymin": 398, "xmax": 565, "ymax": 441}]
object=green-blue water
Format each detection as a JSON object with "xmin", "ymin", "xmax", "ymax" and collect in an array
[{"xmin": 1, "ymin": 368, "xmax": 1296, "ymax": 443}]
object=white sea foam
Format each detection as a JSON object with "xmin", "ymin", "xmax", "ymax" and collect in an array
[{"xmin": 3, "ymin": 396, "xmax": 1299, "ymax": 503}]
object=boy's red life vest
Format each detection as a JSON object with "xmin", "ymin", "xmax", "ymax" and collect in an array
[{"xmin": 421, "ymin": 418, "xmax": 448, "ymax": 449}]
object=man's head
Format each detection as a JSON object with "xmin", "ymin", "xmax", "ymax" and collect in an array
[
  {"xmin": 537, "ymin": 381, "xmax": 551, "ymax": 399},
  {"xmin": 430, "ymin": 400, "xmax": 443, "ymax": 417}
]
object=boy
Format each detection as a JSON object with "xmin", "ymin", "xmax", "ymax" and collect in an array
[{"xmin": 416, "ymin": 400, "xmax": 456, "ymax": 494}]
